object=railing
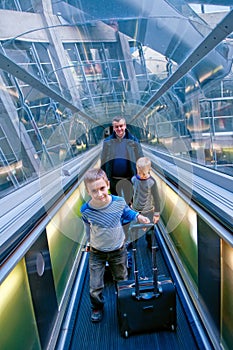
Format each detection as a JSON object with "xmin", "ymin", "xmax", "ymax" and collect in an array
[{"xmin": 144, "ymin": 146, "xmax": 233, "ymax": 350}]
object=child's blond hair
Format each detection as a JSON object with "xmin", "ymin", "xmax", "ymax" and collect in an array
[
  {"xmin": 84, "ymin": 168, "xmax": 108, "ymax": 190},
  {"xmin": 136, "ymin": 157, "xmax": 151, "ymax": 170}
]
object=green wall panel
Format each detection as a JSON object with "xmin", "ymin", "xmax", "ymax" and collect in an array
[
  {"xmin": 47, "ymin": 187, "xmax": 85, "ymax": 304},
  {"xmin": 0, "ymin": 260, "xmax": 41, "ymax": 350}
]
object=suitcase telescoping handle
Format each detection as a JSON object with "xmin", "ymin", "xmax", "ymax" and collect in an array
[{"xmin": 129, "ymin": 223, "xmax": 159, "ymax": 298}]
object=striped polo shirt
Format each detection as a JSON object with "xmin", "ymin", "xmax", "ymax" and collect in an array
[{"xmin": 81, "ymin": 195, "xmax": 138, "ymax": 252}]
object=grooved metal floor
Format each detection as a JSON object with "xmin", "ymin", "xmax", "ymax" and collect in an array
[{"xmin": 69, "ymin": 236, "xmax": 201, "ymax": 350}]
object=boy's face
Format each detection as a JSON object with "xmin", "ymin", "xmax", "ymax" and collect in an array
[
  {"xmin": 86, "ymin": 178, "xmax": 110, "ymax": 205},
  {"xmin": 137, "ymin": 165, "xmax": 151, "ymax": 179}
]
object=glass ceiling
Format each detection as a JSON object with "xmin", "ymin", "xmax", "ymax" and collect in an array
[{"xmin": 0, "ymin": 0, "xmax": 232, "ymax": 196}]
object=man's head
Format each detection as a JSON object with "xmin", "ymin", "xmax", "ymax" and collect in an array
[{"xmin": 112, "ymin": 117, "xmax": 126, "ymax": 138}]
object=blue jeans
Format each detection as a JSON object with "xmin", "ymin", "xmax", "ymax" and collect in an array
[{"xmin": 89, "ymin": 245, "xmax": 128, "ymax": 310}]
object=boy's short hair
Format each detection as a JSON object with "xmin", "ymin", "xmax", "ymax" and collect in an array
[
  {"xmin": 136, "ymin": 157, "xmax": 151, "ymax": 169},
  {"xmin": 84, "ymin": 168, "xmax": 108, "ymax": 189}
]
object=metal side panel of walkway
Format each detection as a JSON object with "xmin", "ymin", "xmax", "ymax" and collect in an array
[{"xmin": 68, "ymin": 236, "xmax": 201, "ymax": 350}]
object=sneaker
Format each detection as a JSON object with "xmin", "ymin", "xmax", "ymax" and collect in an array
[{"xmin": 91, "ymin": 309, "xmax": 103, "ymax": 322}]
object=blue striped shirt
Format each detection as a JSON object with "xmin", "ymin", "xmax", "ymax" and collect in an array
[{"xmin": 81, "ymin": 195, "xmax": 138, "ymax": 252}]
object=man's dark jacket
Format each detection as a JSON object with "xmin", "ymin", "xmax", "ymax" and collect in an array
[{"xmin": 100, "ymin": 129, "xmax": 143, "ymax": 179}]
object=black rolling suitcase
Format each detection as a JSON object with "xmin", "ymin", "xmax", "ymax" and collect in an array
[{"xmin": 117, "ymin": 224, "xmax": 176, "ymax": 338}]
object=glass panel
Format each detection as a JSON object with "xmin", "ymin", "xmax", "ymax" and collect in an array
[
  {"xmin": 0, "ymin": 2, "xmax": 232, "ymax": 188},
  {"xmin": 0, "ymin": 67, "xmax": 92, "ymax": 194},
  {"xmin": 0, "ymin": 0, "xmax": 17, "ymax": 10},
  {"xmin": 18, "ymin": 0, "xmax": 34, "ymax": 13},
  {"xmin": 46, "ymin": 186, "xmax": 84, "ymax": 304},
  {"xmin": 0, "ymin": 260, "xmax": 41, "ymax": 350},
  {"xmin": 221, "ymin": 240, "xmax": 233, "ymax": 349},
  {"xmin": 161, "ymin": 182, "xmax": 198, "ymax": 285}
]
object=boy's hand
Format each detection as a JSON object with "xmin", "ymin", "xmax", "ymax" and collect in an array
[
  {"xmin": 153, "ymin": 215, "xmax": 160, "ymax": 224},
  {"xmin": 137, "ymin": 214, "xmax": 150, "ymax": 224}
]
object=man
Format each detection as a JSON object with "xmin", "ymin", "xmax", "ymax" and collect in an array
[{"xmin": 101, "ymin": 116, "xmax": 144, "ymax": 204}]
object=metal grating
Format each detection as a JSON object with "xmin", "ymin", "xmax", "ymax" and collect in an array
[{"xmin": 69, "ymin": 235, "xmax": 201, "ymax": 350}]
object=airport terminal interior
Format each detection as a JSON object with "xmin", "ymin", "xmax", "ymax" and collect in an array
[{"xmin": 0, "ymin": 1, "xmax": 232, "ymax": 349}]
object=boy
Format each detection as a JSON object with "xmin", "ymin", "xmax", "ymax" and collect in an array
[
  {"xmin": 80, "ymin": 168, "xmax": 150, "ymax": 322},
  {"xmin": 131, "ymin": 157, "xmax": 160, "ymax": 249}
]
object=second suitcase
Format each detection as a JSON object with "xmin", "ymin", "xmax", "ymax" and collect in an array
[{"xmin": 117, "ymin": 224, "xmax": 177, "ymax": 338}]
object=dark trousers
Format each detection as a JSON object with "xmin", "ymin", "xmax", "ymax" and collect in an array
[{"xmin": 89, "ymin": 246, "xmax": 128, "ymax": 310}]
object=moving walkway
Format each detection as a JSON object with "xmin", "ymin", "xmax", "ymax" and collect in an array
[{"xmin": 1, "ymin": 145, "xmax": 232, "ymax": 350}]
